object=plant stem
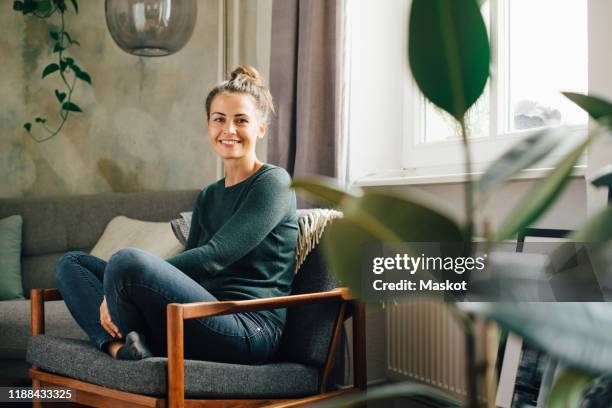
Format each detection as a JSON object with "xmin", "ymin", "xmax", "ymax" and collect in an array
[
  {"xmin": 28, "ymin": 9, "xmax": 70, "ymax": 143},
  {"xmin": 451, "ymin": 308, "xmax": 479, "ymax": 408},
  {"xmin": 460, "ymin": 119, "xmax": 474, "ymax": 254}
]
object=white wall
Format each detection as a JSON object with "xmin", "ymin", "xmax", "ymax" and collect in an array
[{"xmin": 346, "ymin": 0, "xmax": 406, "ymax": 183}]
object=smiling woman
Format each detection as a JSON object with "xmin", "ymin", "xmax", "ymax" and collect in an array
[
  {"xmin": 205, "ymin": 66, "xmax": 275, "ymax": 186},
  {"xmin": 54, "ymin": 65, "xmax": 299, "ymax": 364}
]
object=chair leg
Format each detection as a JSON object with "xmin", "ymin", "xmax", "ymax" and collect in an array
[
  {"xmin": 352, "ymin": 302, "xmax": 367, "ymax": 390},
  {"xmin": 32, "ymin": 378, "xmax": 43, "ymax": 408}
]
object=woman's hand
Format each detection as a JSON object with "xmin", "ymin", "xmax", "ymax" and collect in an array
[{"xmin": 100, "ymin": 297, "xmax": 122, "ymax": 338}]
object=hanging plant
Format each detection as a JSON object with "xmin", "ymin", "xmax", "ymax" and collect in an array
[{"xmin": 13, "ymin": 0, "xmax": 91, "ymax": 143}]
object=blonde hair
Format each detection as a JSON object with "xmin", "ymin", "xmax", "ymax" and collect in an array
[{"xmin": 205, "ymin": 65, "xmax": 275, "ymax": 125}]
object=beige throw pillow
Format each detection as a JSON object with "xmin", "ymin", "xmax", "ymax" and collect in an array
[{"xmin": 90, "ymin": 216, "xmax": 183, "ymax": 261}]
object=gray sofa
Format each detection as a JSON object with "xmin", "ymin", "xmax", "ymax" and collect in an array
[{"xmin": 0, "ymin": 190, "xmax": 199, "ymax": 386}]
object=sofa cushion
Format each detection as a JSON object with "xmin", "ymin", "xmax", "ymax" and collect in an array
[
  {"xmin": 0, "ymin": 300, "xmax": 86, "ymax": 359},
  {"xmin": 90, "ymin": 216, "xmax": 183, "ymax": 261},
  {"xmin": 0, "ymin": 191, "xmax": 199, "ymax": 258},
  {"xmin": 21, "ymin": 253, "xmax": 64, "ymax": 296},
  {"xmin": 28, "ymin": 335, "xmax": 319, "ymax": 398},
  {"xmin": 0, "ymin": 215, "xmax": 24, "ymax": 300}
]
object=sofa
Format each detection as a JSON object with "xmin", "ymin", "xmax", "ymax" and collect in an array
[{"xmin": 0, "ymin": 190, "xmax": 199, "ymax": 386}]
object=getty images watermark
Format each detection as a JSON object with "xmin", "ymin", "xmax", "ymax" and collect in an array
[{"xmin": 359, "ymin": 242, "xmax": 612, "ymax": 302}]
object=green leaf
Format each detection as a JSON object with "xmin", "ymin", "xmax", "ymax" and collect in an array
[
  {"xmin": 571, "ymin": 206, "xmax": 612, "ymax": 242},
  {"xmin": 320, "ymin": 218, "xmax": 375, "ymax": 298},
  {"xmin": 42, "ymin": 63, "xmax": 60, "ymax": 78},
  {"xmin": 564, "ymin": 92, "xmax": 612, "ymax": 123},
  {"xmin": 13, "ymin": 1, "xmax": 24, "ymax": 11},
  {"xmin": 292, "ymin": 177, "xmax": 361, "ymax": 206},
  {"xmin": 408, "ymin": 0, "xmax": 490, "ymax": 121},
  {"xmin": 56, "ymin": 0, "xmax": 67, "ymax": 13},
  {"xmin": 314, "ymin": 382, "xmax": 461, "ymax": 408},
  {"xmin": 70, "ymin": 0, "xmax": 78, "ymax": 13},
  {"xmin": 35, "ymin": 117, "xmax": 46, "ymax": 123},
  {"xmin": 49, "ymin": 31, "xmax": 59, "ymax": 41},
  {"xmin": 36, "ymin": 0, "xmax": 52, "ymax": 13},
  {"xmin": 53, "ymin": 43, "xmax": 64, "ymax": 53},
  {"xmin": 21, "ymin": 0, "xmax": 36, "ymax": 14},
  {"xmin": 459, "ymin": 302, "xmax": 612, "ymax": 373},
  {"xmin": 494, "ymin": 134, "xmax": 595, "ymax": 242},
  {"xmin": 478, "ymin": 129, "xmax": 564, "ymax": 193},
  {"xmin": 63, "ymin": 31, "xmax": 79, "ymax": 46},
  {"xmin": 54, "ymin": 89, "xmax": 66, "ymax": 103},
  {"xmin": 60, "ymin": 59, "xmax": 67, "ymax": 72},
  {"xmin": 75, "ymin": 69, "xmax": 92, "ymax": 85},
  {"xmin": 320, "ymin": 192, "xmax": 463, "ymax": 298},
  {"xmin": 590, "ymin": 164, "xmax": 612, "ymax": 189},
  {"xmin": 348, "ymin": 192, "xmax": 464, "ymax": 242},
  {"xmin": 547, "ymin": 369, "xmax": 594, "ymax": 408},
  {"xmin": 24, "ymin": 122, "xmax": 32, "ymax": 132},
  {"xmin": 62, "ymin": 102, "xmax": 82, "ymax": 112}
]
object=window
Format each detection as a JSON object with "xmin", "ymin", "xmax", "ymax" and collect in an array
[{"xmin": 403, "ymin": 0, "xmax": 588, "ymax": 174}]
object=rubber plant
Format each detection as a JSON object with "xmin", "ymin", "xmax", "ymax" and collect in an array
[
  {"xmin": 292, "ymin": 0, "xmax": 612, "ymax": 406},
  {"xmin": 13, "ymin": 0, "xmax": 91, "ymax": 142}
]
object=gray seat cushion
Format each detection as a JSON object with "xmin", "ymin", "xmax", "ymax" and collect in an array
[
  {"xmin": 0, "ymin": 300, "xmax": 86, "ymax": 359},
  {"xmin": 27, "ymin": 335, "xmax": 319, "ymax": 398}
]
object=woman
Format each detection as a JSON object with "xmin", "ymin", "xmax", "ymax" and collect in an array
[{"xmin": 55, "ymin": 66, "xmax": 298, "ymax": 363}]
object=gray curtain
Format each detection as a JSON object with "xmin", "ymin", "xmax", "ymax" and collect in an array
[{"xmin": 267, "ymin": 0, "xmax": 343, "ymax": 182}]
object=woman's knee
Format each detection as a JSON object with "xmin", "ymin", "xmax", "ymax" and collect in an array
[
  {"xmin": 105, "ymin": 247, "xmax": 151, "ymax": 287},
  {"xmin": 54, "ymin": 251, "xmax": 89, "ymax": 282}
]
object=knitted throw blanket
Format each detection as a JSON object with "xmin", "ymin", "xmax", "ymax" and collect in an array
[{"xmin": 295, "ymin": 208, "xmax": 343, "ymax": 273}]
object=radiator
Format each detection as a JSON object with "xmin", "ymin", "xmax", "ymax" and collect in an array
[{"xmin": 386, "ymin": 300, "xmax": 469, "ymax": 401}]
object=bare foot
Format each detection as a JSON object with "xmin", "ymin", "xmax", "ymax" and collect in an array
[{"xmin": 106, "ymin": 340, "xmax": 125, "ymax": 358}]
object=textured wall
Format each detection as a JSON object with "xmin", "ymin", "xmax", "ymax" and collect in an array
[{"xmin": 1, "ymin": 0, "xmax": 222, "ymax": 198}]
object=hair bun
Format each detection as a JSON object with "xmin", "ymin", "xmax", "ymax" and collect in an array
[{"xmin": 229, "ymin": 65, "xmax": 262, "ymax": 85}]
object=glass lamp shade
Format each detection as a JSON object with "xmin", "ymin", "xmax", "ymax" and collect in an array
[{"xmin": 105, "ymin": 0, "xmax": 197, "ymax": 57}]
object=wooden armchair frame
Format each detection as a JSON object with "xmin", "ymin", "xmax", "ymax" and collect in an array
[{"xmin": 29, "ymin": 288, "xmax": 367, "ymax": 408}]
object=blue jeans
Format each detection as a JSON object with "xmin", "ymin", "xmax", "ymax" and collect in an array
[{"xmin": 54, "ymin": 247, "xmax": 282, "ymax": 364}]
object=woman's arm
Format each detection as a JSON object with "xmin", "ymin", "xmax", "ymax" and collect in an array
[{"xmin": 184, "ymin": 190, "xmax": 204, "ymax": 250}]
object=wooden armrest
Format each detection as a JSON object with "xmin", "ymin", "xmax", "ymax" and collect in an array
[
  {"xmin": 30, "ymin": 288, "xmax": 62, "ymax": 336},
  {"xmin": 168, "ymin": 288, "xmax": 351, "ymax": 320},
  {"xmin": 31, "ymin": 288, "xmax": 62, "ymax": 302}
]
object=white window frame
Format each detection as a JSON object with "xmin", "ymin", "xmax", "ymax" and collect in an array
[{"xmin": 399, "ymin": 0, "xmax": 588, "ymax": 176}]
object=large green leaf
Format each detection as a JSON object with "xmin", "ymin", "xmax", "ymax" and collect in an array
[
  {"xmin": 478, "ymin": 129, "xmax": 564, "ymax": 193},
  {"xmin": 459, "ymin": 302, "xmax": 612, "ymax": 373},
  {"xmin": 320, "ymin": 192, "xmax": 463, "ymax": 299},
  {"xmin": 292, "ymin": 177, "xmax": 360, "ymax": 207},
  {"xmin": 494, "ymin": 135, "xmax": 595, "ymax": 242},
  {"xmin": 313, "ymin": 382, "xmax": 461, "ymax": 408},
  {"xmin": 547, "ymin": 369, "xmax": 595, "ymax": 408},
  {"xmin": 321, "ymin": 218, "xmax": 375, "ymax": 298},
  {"xmin": 571, "ymin": 206, "xmax": 612, "ymax": 242},
  {"xmin": 563, "ymin": 92, "xmax": 612, "ymax": 122},
  {"xmin": 348, "ymin": 193, "xmax": 464, "ymax": 242},
  {"xmin": 409, "ymin": 0, "xmax": 490, "ymax": 121}
]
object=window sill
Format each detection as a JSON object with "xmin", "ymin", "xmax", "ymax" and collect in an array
[{"xmin": 354, "ymin": 165, "xmax": 587, "ymax": 187}]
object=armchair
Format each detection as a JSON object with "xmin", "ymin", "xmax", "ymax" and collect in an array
[{"xmin": 27, "ymin": 247, "xmax": 367, "ymax": 407}]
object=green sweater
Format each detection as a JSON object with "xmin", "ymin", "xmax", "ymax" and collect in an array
[{"xmin": 166, "ymin": 164, "xmax": 298, "ymax": 328}]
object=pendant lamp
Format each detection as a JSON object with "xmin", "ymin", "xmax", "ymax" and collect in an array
[{"xmin": 105, "ymin": 0, "xmax": 197, "ymax": 57}]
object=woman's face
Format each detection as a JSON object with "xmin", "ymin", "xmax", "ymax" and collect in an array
[{"xmin": 208, "ymin": 92, "xmax": 265, "ymax": 163}]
